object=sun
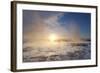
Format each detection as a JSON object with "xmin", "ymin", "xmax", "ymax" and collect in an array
[{"xmin": 49, "ymin": 34, "xmax": 58, "ymax": 42}]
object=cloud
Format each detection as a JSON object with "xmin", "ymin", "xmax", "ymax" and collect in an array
[
  {"xmin": 23, "ymin": 11, "xmax": 83, "ymax": 48},
  {"xmin": 23, "ymin": 11, "xmax": 70, "ymax": 42}
]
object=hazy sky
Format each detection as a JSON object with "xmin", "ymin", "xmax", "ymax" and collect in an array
[{"xmin": 23, "ymin": 10, "xmax": 91, "ymax": 41}]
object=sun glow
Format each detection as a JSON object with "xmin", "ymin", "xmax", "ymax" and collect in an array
[{"xmin": 49, "ymin": 34, "xmax": 58, "ymax": 42}]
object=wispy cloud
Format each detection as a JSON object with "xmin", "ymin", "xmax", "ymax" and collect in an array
[{"xmin": 23, "ymin": 11, "xmax": 70, "ymax": 43}]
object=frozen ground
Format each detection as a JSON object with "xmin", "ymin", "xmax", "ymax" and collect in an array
[{"xmin": 23, "ymin": 42, "xmax": 91, "ymax": 62}]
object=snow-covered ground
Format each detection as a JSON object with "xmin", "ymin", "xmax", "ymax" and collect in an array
[{"xmin": 23, "ymin": 41, "xmax": 91, "ymax": 62}]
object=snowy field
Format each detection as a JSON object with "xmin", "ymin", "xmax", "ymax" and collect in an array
[{"xmin": 23, "ymin": 41, "xmax": 91, "ymax": 62}]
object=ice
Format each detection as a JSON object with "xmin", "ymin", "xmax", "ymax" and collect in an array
[{"xmin": 23, "ymin": 41, "xmax": 91, "ymax": 62}]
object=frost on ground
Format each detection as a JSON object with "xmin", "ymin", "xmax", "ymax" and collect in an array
[{"xmin": 23, "ymin": 42, "xmax": 91, "ymax": 62}]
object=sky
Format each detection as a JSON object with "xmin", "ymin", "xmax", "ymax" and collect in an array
[{"xmin": 23, "ymin": 10, "xmax": 91, "ymax": 42}]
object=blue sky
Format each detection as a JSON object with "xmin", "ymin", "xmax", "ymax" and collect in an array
[
  {"xmin": 23, "ymin": 10, "xmax": 91, "ymax": 39},
  {"xmin": 59, "ymin": 12, "xmax": 91, "ymax": 38}
]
